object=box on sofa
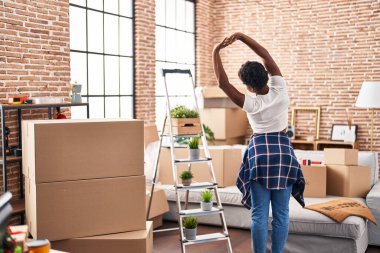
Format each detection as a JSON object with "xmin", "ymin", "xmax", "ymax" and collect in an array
[
  {"xmin": 302, "ymin": 165, "xmax": 327, "ymax": 198},
  {"xmin": 324, "ymin": 148, "xmax": 358, "ymax": 165},
  {"xmin": 326, "ymin": 165, "xmax": 371, "ymax": 197}
]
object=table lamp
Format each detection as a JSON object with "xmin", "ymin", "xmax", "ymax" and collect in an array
[{"xmin": 355, "ymin": 81, "xmax": 380, "ymax": 151}]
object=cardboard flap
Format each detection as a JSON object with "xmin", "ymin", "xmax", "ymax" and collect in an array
[{"xmin": 144, "ymin": 125, "xmax": 159, "ymax": 147}]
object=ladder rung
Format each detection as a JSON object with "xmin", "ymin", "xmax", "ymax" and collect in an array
[
  {"xmin": 176, "ymin": 182, "xmax": 217, "ymax": 190},
  {"xmin": 174, "ymin": 157, "xmax": 212, "ymax": 164},
  {"xmin": 179, "ymin": 207, "xmax": 224, "ymax": 217},
  {"xmin": 161, "ymin": 133, "xmax": 203, "ymax": 138},
  {"xmin": 182, "ymin": 232, "xmax": 229, "ymax": 245}
]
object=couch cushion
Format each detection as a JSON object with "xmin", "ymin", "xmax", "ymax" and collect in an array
[{"xmin": 159, "ymin": 184, "xmax": 367, "ymax": 240}]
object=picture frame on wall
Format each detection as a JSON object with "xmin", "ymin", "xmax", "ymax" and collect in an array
[{"xmin": 331, "ymin": 124, "xmax": 358, "ymax": 142}]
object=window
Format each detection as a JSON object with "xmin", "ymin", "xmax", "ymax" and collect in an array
[
  {"xmin": 69, "ymin": 0, "xmax": 134, "ymax": 119},
  {"xmin": 155, "ymin": 0, "xmax": 195, "ymax": 130}
]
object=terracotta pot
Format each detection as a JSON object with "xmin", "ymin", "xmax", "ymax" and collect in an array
[{"xmin": 182, "ymin": 178, "xmax": 192, "ymax": 186}]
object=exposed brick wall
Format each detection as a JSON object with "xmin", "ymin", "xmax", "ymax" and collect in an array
[
  {"xmin": 0, "ymin": 0, "xmax": 71, "ymax": 198},
  {"xmin": 196, "ymin": 0, "xmax": 380, "ymax": 157},
  {"xmin": 134, "ymin": 0, "xmax": 156, "ymax": 125}
]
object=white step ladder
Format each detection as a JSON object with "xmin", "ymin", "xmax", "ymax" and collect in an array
[{"xmin": 146, "ymin": 69, "xmax": 233, "ymax": 253}]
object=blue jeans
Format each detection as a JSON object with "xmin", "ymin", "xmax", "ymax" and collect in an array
[{"xmin": 250, "ymin": 181, "xmax": 292, "ymax": 253}]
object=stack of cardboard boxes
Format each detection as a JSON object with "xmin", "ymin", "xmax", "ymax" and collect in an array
[
  {"xmin": 301, "ymin": 148, "xmax": 372, "ymax": 198},
  {"xmin": 22, "ymin": 119, "xmax": 152, "ymax": 253},
  {"xmin": 325, "ymin": 149, "xmax": 372, "ymax": 197},
  {"xmin": 198, "ymin": 85, "xmax": 248, "ymax": 145}
]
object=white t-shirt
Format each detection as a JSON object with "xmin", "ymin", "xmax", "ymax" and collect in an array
[{"xmin": 243, "ymin": 76, "xmax": 289, "ymax": 134}]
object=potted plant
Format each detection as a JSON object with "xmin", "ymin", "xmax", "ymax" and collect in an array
[
  {"xmin": 183, "ymin": 216, "xmax": 198, "ymax": 240},
  {"xmin": 169, "ymin": 105, "xmax": 201, "ymax": 135},
  {"xmin": 179, "ymin": 170, "xmax": 193, "ymax": 186},
  {"xmin": 200, "ymin": 190, "xmax": 213, "ymax": 211},
  {"xmin": 188, "ymin": 137, "xmax": 200, "ymax": 160}
]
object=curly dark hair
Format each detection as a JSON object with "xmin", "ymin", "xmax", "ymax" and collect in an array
[{"xmin": 238, "ymin": 61, "xmax": 269, "ymax": 90}]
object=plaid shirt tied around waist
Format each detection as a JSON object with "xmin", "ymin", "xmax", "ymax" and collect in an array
[{"xmin": 236, "ymin": 132, "xmax": 305, "ymax": 209}]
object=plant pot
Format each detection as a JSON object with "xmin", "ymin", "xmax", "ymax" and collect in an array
[
  {"xmin": 201, "ymin": 201, "xmax": 213, "ymax": 211},
  {"xmin": 189, "ymin": 148, "xmax": 200, "ymax": 160},
  {"xmin": 184, "ymin": 228, "xmax": 197, "ymax": 240},
  {"xmin": 182, "ymin": 178, "xmax": 192, "ymax": 186}
]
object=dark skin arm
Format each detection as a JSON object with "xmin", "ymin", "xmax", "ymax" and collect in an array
[
  {"xmin": 212, "ymin": 38, "xmax": 245, "ymax": 108},
  {"xmin": 212, "ymin": 33, "xmax": 282, "ymax": 108}
]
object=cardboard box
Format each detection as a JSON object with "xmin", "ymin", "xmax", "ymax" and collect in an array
[
  {"xmin": 201, "ymin": 85, "xmax": 247, "ymax": 98},
  {"xmin": 210, "ymin": 137, "xmax": 245, "ymax": 146},
  {"xmin": 158, "ymin": 147, "xmax": 242, "ymax": 187},
  {"xmin": 25, "ymin": 176, "xmax": 146, "ymax": 241},
  {"xmin": 301, "ymin": 165, "xmax": 327, "ymax": 198},
  {"xmin": 52, "ymin": 221, "xmax": 153, "ymax": 253},
  {"xmin": 326, "ymin": 165, "xmax": 371, "ymax": 197},
  {"xmin": 145, "ymin": 187, "xmax": 169, "ymax": 219},
  {"xmin": 146, "ymin": 187, "xmax": 169, "ymax": 229},
  {"xmin": 324, "ymin": 148, "xmax": 358, "ymax": 165},
  {"xmin": 144, "ymin": 125, "xmax": 159, "ymax": 147},
  {"xmin": 22, "ymin": 119, "xmax": 144, "ymax": 183},
  {"xmin": 200, "ymin": 108, "xmax": 248, "ymax": 139}
]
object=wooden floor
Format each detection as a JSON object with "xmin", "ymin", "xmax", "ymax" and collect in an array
[{"xmin": 154, "ymin": 221, "xmax": 380, "ymax": 253}]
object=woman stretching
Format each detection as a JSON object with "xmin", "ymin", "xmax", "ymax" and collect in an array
[{"xmin": 212, "ymin": 32, "xmax": 305, "ymax": 253}]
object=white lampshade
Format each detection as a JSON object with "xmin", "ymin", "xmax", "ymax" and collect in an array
[{"xmin": 355, "ymin": 81, "xmax": 380, "ymax": 108}]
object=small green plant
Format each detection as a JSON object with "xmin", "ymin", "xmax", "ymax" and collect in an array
[
  {"xmin": 200, "ymin": 190, "xmax": 213, "ymax": 203},
  {"xmin": 183, "ymin": 216, "xmax": 198, "ymax": 229},
  {"xmin": 170, "ymin": 105, "xmax": 199, "ymax": 118},
  {"xmin": 179, "ymin": 170, "xmax": 193, "ymax": 180},
  {"xmin": 203, "ymin": 124, "xmax": 215, "ymax": 142},
  {"xmin": 188, "ymin": 137, "xmax": 199, "ymax": 149}
]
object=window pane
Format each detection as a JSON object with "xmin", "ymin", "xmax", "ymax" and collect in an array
[
  {"xmin": 120, "ymin": 96, "xmax": 133, "ymax": 119},
  {"xmin": 185, "ymin": 33, "xmax": 195, "ymax": 64},
  {"xmin": 166, "ymin": 0, "xmax": 176, "ymax": 28},
  {"xmin": 120, "ymin": 0, "xmax": 133, "ymax": 17},
  {"xmin": 104, "ymin": 14, "xmax": 119, "ymax": 55},
  {"xmin": 120, "ymin": 17, "xmax": 133, "ymax": 56},
  {"xmin": 70, "ymin": 0, "xmax": 85, "ymax": 6},
  {"xmin": 70, "ymin": 52, "xmax": 87, "ymax": 95},
  {"xmin": 156, "ymin": 0, "xmax": 165, "ymax": 26},
  {"xmin": 155, "ymin": 97, "xmax": 166, "ymax": 131},
  {"xmin": 176, "ymin": 31, "xmax": 186, "ymax": 63},
  {"xmin": 105, "ymin": 97, "xmax": 120, "ymax": 118},
  {"xmin": 185, "ymin": 1, "xmax": 194, "ymax": 32},
  {"xmin": 120, "ymin": 57, "xmax": 133, "ymax": 95},
  {"xmin": 156, "ymin": 26, "xmax": 166, "ymax": 61},
  {"xmin": 155, "ymin": 61, "xmax": 166, "ymax": 96},
  {"xmin": 88, "ymin": 54, "xmax": 104, "ymax": 95},
  {"xmin": 87, "ymin": 0, "xmax": 103, "ymax": 10},
  {"xmin": 89, "ymin": 97, "xmax": 105, "ymax": 118},
  {"xmin": 104, "ymin": 0, "xmax": 118, "ymax": 14},
  {"xmin": 166, "ymin": 28, "xmax": 176, "ymax": 62},
  {"xmin": 71, "ymin": 97, "xmax": 88, "ymax": 119},
  {"xmin": 105, "ymin": 56, "xmax": 119, "ymax": 95},
  {"xmin": 88, "ymin": 10, "xmax": 103, "ymax": 53},
  {"xmin": 176, "ymin": 0, "xmax": 186, "ymax": 30},
  {"xmin": 69, "ymin": 6, "xmax": 86, "ymax": 51}
]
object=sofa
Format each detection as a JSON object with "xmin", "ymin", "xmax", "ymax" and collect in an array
[{"xmin": 156, "ymin": 149, "xmax": 380, "ymax": 253}]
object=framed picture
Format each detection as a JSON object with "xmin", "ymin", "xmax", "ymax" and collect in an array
[{"xmin": 331, "ymin": 124, "xmax": 358, "ymax": 142}]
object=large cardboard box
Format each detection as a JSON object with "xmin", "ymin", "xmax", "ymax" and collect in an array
[
  {"xmin": 324, "ymin": 148, "xmax": 358, "ymax": 165},
  {"xmin": 210, "ymin": 137, "xmax": 245, "ymax": 146},
  {"xmin": 52, "ymin": 221, "xmax": 153, "ymax": 253},
  {"xmin": 301, "ymin": 165, "xmax": 327, "ymax": 198},
  {"xmin": 158, "ymin": 147, "xmax": 242, "ymax": 187},
  {"xmin": 200, "ymin": 108, "xmax": 248, "ymax": 139},
  {"xmin": 326, "ymin": 165, "xmax": 371, "ymax": 197},
  {"xmin": 22, "ymin": 119, "xmax": 144, "ymax": 183},
  {"xmin": 25, "ymin": 176, "xmax": 146, "ymax": 241}
]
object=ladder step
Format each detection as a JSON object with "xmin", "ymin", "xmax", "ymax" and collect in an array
[
  {"xmin": 182, "ymin": 232, "xmax": 229, "ymax": 245},
  {"xmin": 179, "ymin": 207, "xmax": 224, "ymax": 217},
  {"xmin": 161, "ymin": 133, "xmax": 203, "ymax": 138},
  {"xmin": 176, "ymin": 182, "xmax": 217, "ymax": 190},
  {"xmin": 174, "ymin": 157, "xmax": 212, "ymax": 164}
]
